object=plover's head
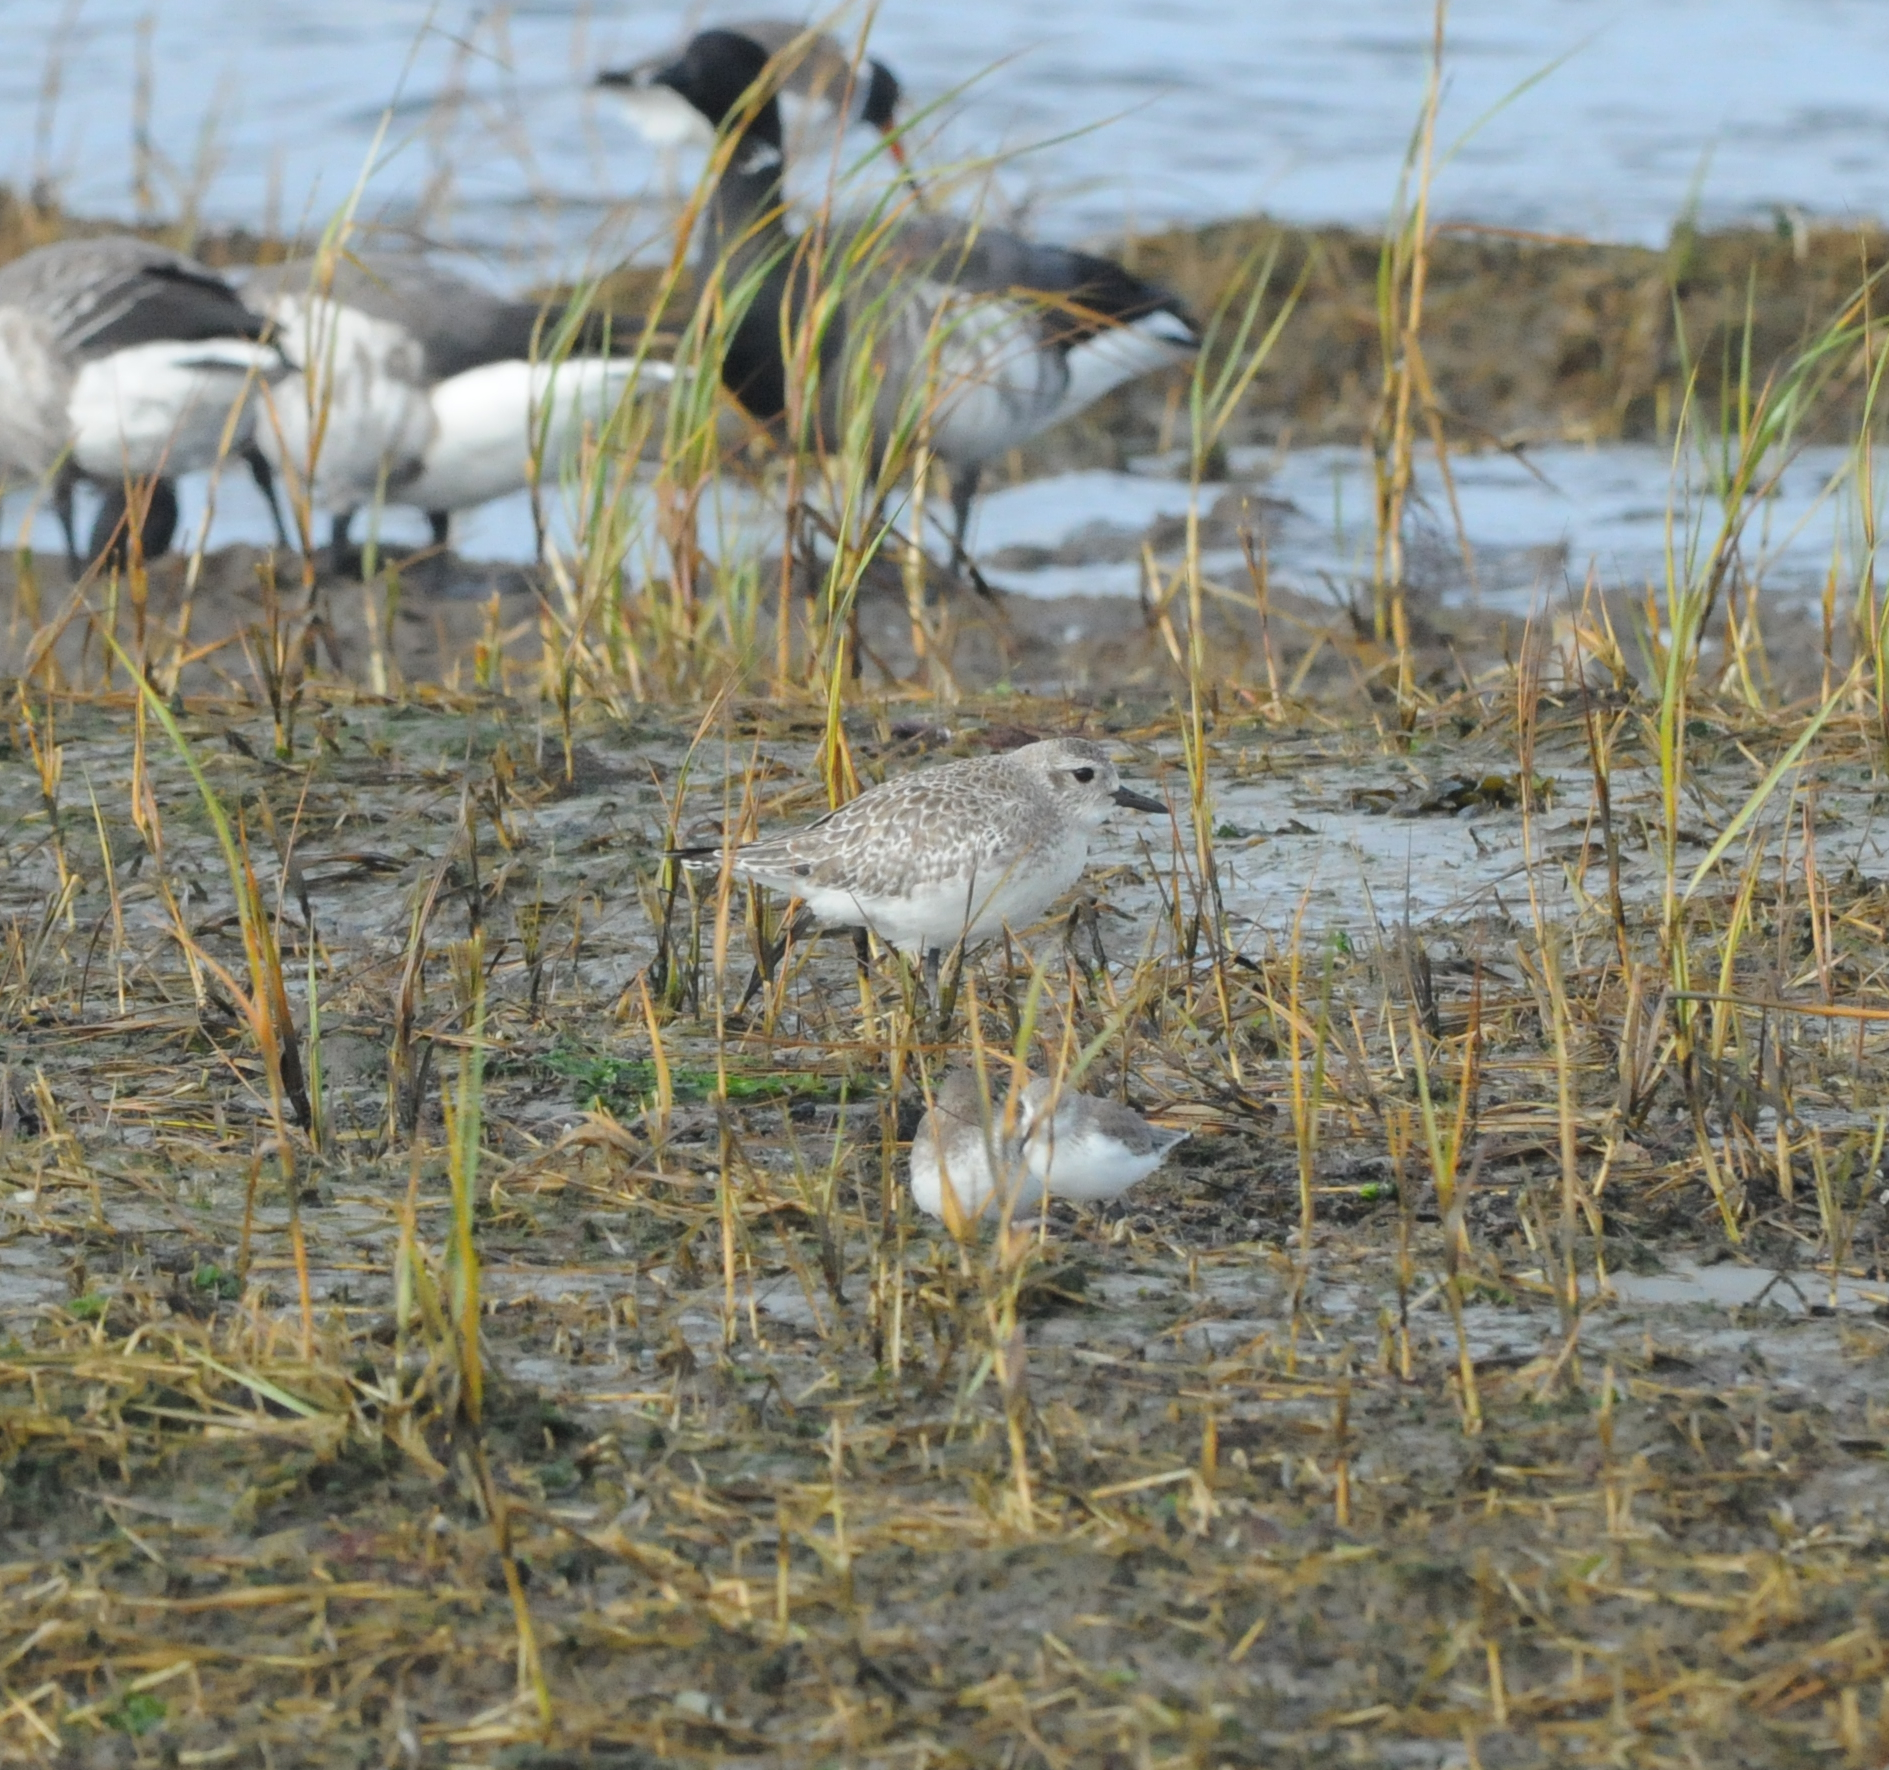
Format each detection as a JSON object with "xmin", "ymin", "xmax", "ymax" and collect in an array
[{"xmin": 1009, "ymin": 737, "xmax": 1166, "ymax": 829}]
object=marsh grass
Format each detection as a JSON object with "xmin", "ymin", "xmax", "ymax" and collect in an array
[{"xmin": 6, "ymin": 18, "xmax": 1889, "ymax": 1769}]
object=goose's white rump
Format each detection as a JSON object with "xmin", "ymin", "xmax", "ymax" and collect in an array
[
  {"xmin": 402, "ymin": 355, "xmax": 671, "ymax": 511},
  {"xmin": 65, "ymin": 339, "xmax": 281, "ymax": 478},
  {"xmin": 0, "ymin": 237, "xmax": 283, "ymax": 484},
  {"xmin": 244, "ymin": 254, "xmax": 670, "ymax": 538}
]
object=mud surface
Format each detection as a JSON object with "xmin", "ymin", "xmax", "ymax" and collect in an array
[{"xmin": 1, "ymin": 682, "xmax": 1886, "ymax": 1764}]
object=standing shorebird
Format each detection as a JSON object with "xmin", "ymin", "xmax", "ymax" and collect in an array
[
  {"xmin": 0, "ymin": 236, "xmax": 288, "ymax": 569},
  {"xmin": 633, "ymin": 27, "xmax": 1200, "ymax": 576},
  {"xmin": 243, "ymin": 253, "xmax": 667, "ymax": 573},
  {"xmin": 687, "ymin": 736, "xmax": 1165, "ymax": 989},
  {"xmin": 910, "ymin": 1068, "xmax": 1188, "ymax": 1231}
]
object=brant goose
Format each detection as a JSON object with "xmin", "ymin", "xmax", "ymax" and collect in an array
[
  {"xmin": 0, "ymin": 235, "xmax": 288, "ymax": 568},
  {"xmin": 244, "ymin": 253, "xmax": 668, "ymax": 571},
  {"xmin": 644, "ymin": 28, "xmax": 1197, "ymax": 571}
]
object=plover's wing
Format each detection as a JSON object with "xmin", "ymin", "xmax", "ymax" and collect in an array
[
  {"xmin": 729, "ymin": 759, "xmax": 1045, "ymax": 898},
  {"xmin": 1083, "ymin": 1095, "xmax": 1186, "ymax": 1157},
  {"xmin": 1022, "ymin": 1084, "xmax": 1186, "ymax": 1200}
]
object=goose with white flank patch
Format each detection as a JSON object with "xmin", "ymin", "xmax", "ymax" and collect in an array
[
  {"xmin": 633, "ymin": 28, "xmax": 1200, "ymax": 574},
  {"xmin": 0, "ymin": 236, "xmax": 289, "ymax": 569},
  {"xmin": 243, "ymin": 253, "xmax": 669, "ymax": 573}
]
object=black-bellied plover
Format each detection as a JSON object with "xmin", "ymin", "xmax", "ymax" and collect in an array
[
  {"xmin": 627, "ymin": 27, "xmax": 1199, "ymax": 578},
  {"xmin": 243, "ymin": 254, "xmax": 668, "ymax": 572},
  {"xmin": 911, "ymin": 1068, "xmax": 1187, "ymax": 1230},
  {"xmin": 693, "ymin": 736, "xmax": 1164, "ymax": 980},
  {"xmin": 0, "ymin": 236, "xmax": 289, "ymax": 568}
]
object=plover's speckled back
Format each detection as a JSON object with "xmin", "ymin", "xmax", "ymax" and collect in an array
[
  {"xmin": 699, "ymin": 737, "xmax": 1165, "ymax": 960},
  {"xmin": 910, "ymin": 1069, "xmax": 1187, "ymax": 1230}
]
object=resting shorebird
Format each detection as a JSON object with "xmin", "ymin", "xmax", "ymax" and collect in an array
[
  {"xmin": 243, "ymin": 253, "xmax": 667, "ymax": 572},
  {"xmin": 635, "ymin": 27, "xmax": 1199, "ymax": 575},
  {"xmin": 910, "ymin": 1069, "xmax": 1187, "ymax": 1231},
  {"xmin": 0, "ymin": 235, "xmax": 288, "ymax": 568},
  {"xmin": 688, "ymin": 736, "xmax": 1164, "ymax": 986}
]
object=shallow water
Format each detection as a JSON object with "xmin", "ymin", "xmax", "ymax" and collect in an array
[
  {"xmin": 4, "ymin": 0, "xmax": 1889, "ymax": 271},
  {"xmin": 5, "ymin": 434, "xmax": 1860, "ymax": 622}
]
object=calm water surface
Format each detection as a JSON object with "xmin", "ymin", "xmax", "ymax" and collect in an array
[{"xmin": 5, "ymin": 0, "xmax": 1889, "ymax": 268}]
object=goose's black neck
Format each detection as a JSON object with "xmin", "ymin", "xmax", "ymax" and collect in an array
[{"xmin": 704, "ymin": 107, "xmax": 795, "ymax": 423}]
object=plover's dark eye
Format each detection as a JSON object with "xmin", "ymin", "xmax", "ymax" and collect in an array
[{"xmin": 1072, "ymin": 767, "xmax": 1096, "ymax": 784}]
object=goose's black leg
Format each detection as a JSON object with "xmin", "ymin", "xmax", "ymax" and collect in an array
[
  {"xmin": 243, "ymin": 446, "xmax": 294, "ymax": 550},
  {"xmin": 943, "ymin": 463, "xmax": 1000, "ymax": 600},
  {"xmin": 428, "ymin": 511, "xmax": 450, "ymax": 553},
  {"xmin": 52, "ymin": 464, "xmax": 81, "ymax": 573},
  {"xmin": 86, "ymin": 477, "xmax": 178, "ymax": 571},
  {"xmin": 946, "ymin": 464, "xmax": 980, "ymax": 582},
  {"xmin": 331, "ymin": 508, "xmax": 362, "ymax": 579}
]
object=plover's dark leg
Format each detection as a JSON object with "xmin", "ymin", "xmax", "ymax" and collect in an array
[
  {"xmin": 738, "ymin": 903, "xmax": 817, "ymax": 1014},
  {"xmin": 935, "ymin": 944, "xmax": 968, "ymax": 1037}
]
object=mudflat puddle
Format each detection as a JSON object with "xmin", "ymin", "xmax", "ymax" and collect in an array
[
  {"xmin": 1607, "ymin": 1259, "xmax": 1889, "ymax": 1317},
  {"xmin": 969, "ymin": 442, "xmax": 1862, "ymax": 611}
]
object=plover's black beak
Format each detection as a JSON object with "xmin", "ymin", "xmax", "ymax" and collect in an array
[{"xmin": 1113, "ymin": 786, "xmax": 1166, "ymax": 814}]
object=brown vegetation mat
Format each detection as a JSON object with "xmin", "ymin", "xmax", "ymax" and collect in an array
[
  {"xmin": 4, "ymin": 186, "xmax": 1887, "ymax": 483},
  {"xmin": 1, "ymin": 651, "xmax": 1887, "ymax": 1766}
]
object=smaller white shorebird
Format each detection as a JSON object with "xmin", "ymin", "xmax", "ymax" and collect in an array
[
  {"xmin": 910, "ymin": 1069, "xmax": 1188, "ymax": 1232},
  {"xmin": 687, "ymin": 736, "xmax": 1165, "ymax": 985},
  {"xmin": 0, "ymin": 236, "xmax": 289, "ymax": 568},
  {"xmin": 243, "ymin": 253, "xmax": 669, "ymax": 571}
]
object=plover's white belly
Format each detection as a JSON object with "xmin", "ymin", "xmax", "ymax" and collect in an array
[
  {"xmin": 774, "ymin": 830, "xmax": 1086, "ymax": 954},
  {"xmin": 68, "ymin": 341, "xmax": 279, "ymax": 478},
  {"xmin": 1029, "ymin": 1125, "xmax": 1166, "ymax": 1202}
]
